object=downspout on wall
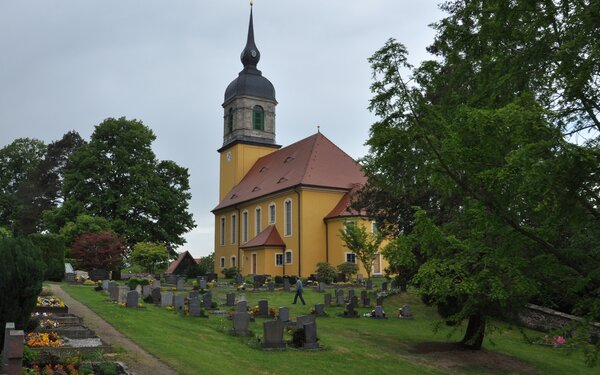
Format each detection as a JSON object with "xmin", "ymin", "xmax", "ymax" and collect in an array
[{"xmin": 295, "ymin": 187, "xmax": 301, "ymax": 277}]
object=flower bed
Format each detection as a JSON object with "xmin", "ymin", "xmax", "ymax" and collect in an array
[
  {"xmin": 34, "ymin": 297, "xmax": 69, "ymax": 314},
  {"xmin": 27, "ymin": 332, "xmax": 63, "ymax": 348}
]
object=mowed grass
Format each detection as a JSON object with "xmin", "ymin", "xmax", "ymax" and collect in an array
[{"xmin": 60, "ymin": 282, "xmax": 591, "ymax": 375}]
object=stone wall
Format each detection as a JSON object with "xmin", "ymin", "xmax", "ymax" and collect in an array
[{"xmin": 518, "ymin": 303, "xmax": 600, "ymax": 337}]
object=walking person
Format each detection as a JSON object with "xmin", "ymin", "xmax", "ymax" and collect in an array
[{"xmin": 293, "ymin": 278, "xmax": 306, "ymax": 305}]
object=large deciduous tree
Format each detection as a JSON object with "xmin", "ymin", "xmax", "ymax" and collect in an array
[
  {"xmin": 71, "ymin": 231, "xmax": 127, "ymax": 271},
  {"xmin": 50, "ymin": 117, "xmax": 195, "ymax": 251},
  {"xmin": 339, "ymin": 223, "xmax": 383, "ymax": 280},
  {"xmin": 129, "ymin": 242, "xmax": 170, "ymax": 274},
  {"xmin": 356, "ymin": 0, "xmax": 600, "ymax": 354}
]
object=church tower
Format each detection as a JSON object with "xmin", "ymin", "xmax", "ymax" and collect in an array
[{"xmin": 218, "ymin": 4, "xmax": 280, "ymax": 201}]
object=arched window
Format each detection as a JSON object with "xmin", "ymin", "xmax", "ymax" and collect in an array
[
  {"xmin": 242, "ymin": 210, "xmax": 249, "ymax": 243},
  {"xmin": 255, "ymin": 207, "xmax": 262, "ymax": 235},
  {"xmin": 253, "ymin": 105, "xmax": 264, "ymax": 130},
  {"xmin": 228, "ymin": 108, "xmax": 234, "ymax": 133},
  {"xmin": 284, "ymin": 199, "xmax": 292, "ymax": 236}
]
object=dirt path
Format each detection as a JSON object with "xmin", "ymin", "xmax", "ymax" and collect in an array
[{"xmin": 49, "ymin": 284, "xmax": 178, "ymax": 375}]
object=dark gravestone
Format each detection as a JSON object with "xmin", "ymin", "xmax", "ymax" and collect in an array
[
  {"xmin": 151, "ymin": 288, "xmax": 162, "ymax": 305},
  {"xmin": 174, "ymin": 295, "xmax": 185, "ymax": 314},
  {"xmin": 336, "ymin": 273, "xmax": 345, "ymax": 283},
  {"xmin": 376, "ymin": 296, "xmax": 384, "ymax": 307},
  {"xmin": 176, "ymin": 278, "xmax": 185, "ymax": 291},
  {"xmin": 108, "ymin": 285, "xmax": 119, "ymax": 302},
  {"xmin": 302, "ymin": 322, "xmax": 318, "ymax": 349},
  {"xmin": 278, "ymin": 307, "xmax": 290, "ymax": 322},
  {"xmin": 3, "ymin": 322, "xmax": 15, "ymax": 369},
  {"xmin": 126, "ymin": 291, "xmax": 139, "ymax": 308},
  {"xmin": 324, "ymin": 293, "xmax": 332, "ymax": 306},
  {"xmin": 89, "ymin": 269, "xmax": 109, "ymax": 281},
  {"xmin": 166, "ymin": 274, "xmax": 178, "ymax": 285},
  {"xmin": 399, "ymin": 304, "xmax": 413, "ymax": 319},
  {"xmin": 314, "ymin": 304, "xmax": 325, "ymax": 317},
  {"xmin": 226, "ymin": 293, "xmax": 235, "ymax": 306},
  {"xmin": 257, "ymin": 300, "xmax": 269, "ymax": 318},
  {"xmin": 203, "ymin": 291, "xmax": 213, "ymax": 309},
  {"xmin": 374, "ymin": 306, "xmax": 385, "ymax": 318},
  {"xmin": 6, "ymin": 328, "xmax": 24, "ymax": 375},
  {"xmin": 348, "ymin": 289, "xmax": 355, "ymax": 301},
  {"xmin": 296, "ymin": 315, "xmax": 316, "ymax": 330},
  {"xmin": 382, "ymin": 282, "xmax": 388, "ymax": 291},
  {"xmin": 336, "ymin": 290, "xmax": 344, "ymax": 306},
  {"xmin": 236, "ymin": 300, "xmax": 247, "ymax": 313},
  {"xmin": 188, "ymin": 291, "xmax": 199, "ymax": 300},
  {"xmin": 283, "ymin": 278, "xmax": 291, "ymax": 292},
  {"xmin": 234, "ymin": 274, "xmax": 244, "ymax": 284},
  {"xmin": 262, "ymin": 320, "xmax": 286, "ymax": 349},
  {"xmin": 366, "ymin": 279, "xmax": 373, "ymax": 290},
  {"xmin": 232, "ymin": 312, "xmax": 251, "ymax": 335},
  {"xmin": 161, "ymin": 292, "xmax": 174, "ymax": 307},
  {"xmin": 360, "ymin": 290, "xmax": 368, "ymax": 306},
  {"xmin": 267, "ymin": 282, "xmax": 275, "ymax": 292},
  {"xmin": 206, "ymin": 273, "xmax": 218, "ymax": 282},
  {"xmin": 364, "ymin": 298, "xmax": 371, "ymax": 306},
  {"xmin": 189, "ymin": 298, "xmax": 201, "ymax": 317},
  {"xmin": 151, "ymin": 280, "xmax": 161, "ymax": 289}
]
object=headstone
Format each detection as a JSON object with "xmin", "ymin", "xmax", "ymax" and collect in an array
[
  {"xmin": 151, "ymin": 280, "xmax": 161, "ymax": 289},
  {"xmin": 135, "ymin": 285, "xmax": 142, "ymax": 296},
  {"xmin": 232, "ymin": 312, "xmax": 250, "ymax": 335},
  {"xmin": 3, "ymin": 322, "xmax": 15, "ymax": 367},
  {"xmin": 166, "ymin": 274, "xmax": 178, "ymax": 284},
  {"xmin": 206, "ymin": 273, "xmax": 218, "ymax": 282},
  {"xmin": 176, "ymin": 278, "xmax": 185, "ymax": 291},
  {"xmin": 262, "ymin": 320, "xmax": 286, "ymax": 349},
  {"xmin": 357, "ymin": 274, "xmax": 364, "ymax": 282},
  {"xmin": 400, "ymin": 304, "xmax": 413, "ymax": 319},
  {"xmin": 267, "ymin": 281, "xmax": 275, "ymax": 292},
  {"xmin": 336, "ymin": 273, "xmax": 345, "ymax": 283},
  {"xmin": 174, "ymin": 295, "xmax": 185, "ymax": 313},
  {"xmin": 374, "ymin": 305, "xmax": 385, "ymax": 318},
  {"xmin": 234, "ymin": 273, "xmax": 243, "ymax": 284},
  {"xmin": 345, "ymin": 301, "xmax": 356, "ymax": 317},
  {"xmin": 89, "ymin": 268, "xmax": 109, "ymax": 281},
  {"xmin": 236, "ymin": 300, "xmax": 247, "ymax": 313},
  {"xmin": 203, "ymin": 291, "xmax": 213, "ymax": 309},
  {"xmin": 348, "ymin": 288, "xmax": 355, "ymax": 301},
  {"xmin": 118, "ymin": 286, "xmax": 129, "ymax": 303},
  {"xmin": 188, "ymin": 290, "xmax": 198, "ymax": 300},
  {"xmin": 336, "ymin": 290, "xmax": 345, "ymax": 306},
  {"xmin": 314, "ymin": 304, "xmax": 325, "ymax": 317},
  {"xmin": 296, "ymin": 315, "xmax": 316, "ymax": 330},
  {"xmin": 324, "ymin": 293, "xmax": 332, "ymax": 306},
  {"xmin": 302, "ymin": 322, "xmax": 318, "ymax": 349},
  {"xmin": 161, "ymin": 292, "xmax": 174, "ymax": 307},
  {"xmin": 382, "ymin": 282, "xmax": 388, "ymax": 291},
  {"xmin": 360, "ymin": 290, "xmax": 368, "ymax": 306},
  {"xmin": 6, "ymin": 329, "xmax": 24, "ymax": 375},
  {"xmin": 102, "ymin": 280, "xmax": 110, "ymax": 290},
  {"xmin": 142, "ymin": 285, "xmax": 151, "ymax": 298},
  {"xmin": 283, "ymin": 278, "xmax": 291, "ymax": 292},
  {"xmin": 197, "ymin": 276, "xmax": 207, "ymax": 290},
  {"xmin": 257, "ymin": 300, "xmax": 269, "ymax": 318},
  {"xmin": 151, "ymin": 288, "xmax": 162, "ymax": 305},
  {"xmin": 126, "ymin": 291, "xmax": 139, "ymax": 308},
  {"xmin": 108, "ymin": 285, "xmax": 119, "ymax": 302},
  {"xmin": 226, "ymin": 293, "xmax": 235, "ymax": 306},
  {"xmin": 376, "ymin": 296, "xmax": 384, "ymax": 307},
  {"xmin": 65, "ymin": 272, "xmax": 76, "ymax": 283},
  {"xmin": 278, "ymin": 307, "xmax": 290, "ymax": 322},
  {"xmin": 189, "ymin": 297, "xmax": 201, "ymax": 317},
  {"xmin": 366, "ymin": 279, "xmax": 373, "ymax": 290},
  {"xmin": 316, "ymin": 283, "xmax": 325, "ymax": 292}
]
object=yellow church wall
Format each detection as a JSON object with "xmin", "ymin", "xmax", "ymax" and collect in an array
[
  {"xmin": 298, "ymin": 188, "xmax": 347, "ymax": 276},
  {"xmin": 326, "ymin": 218, "xmax": 390, "ymax": 277},
  {"xmin": 219, "ymin": 143, "xmax": 278, "ymax": 201}
]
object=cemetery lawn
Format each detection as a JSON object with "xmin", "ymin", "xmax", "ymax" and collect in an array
[{"xmin": 60, "ymin": 283, "xmax": 591, "ymax": 375}]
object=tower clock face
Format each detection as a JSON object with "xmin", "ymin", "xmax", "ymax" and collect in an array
[{"xmin": 226, "ymin": 151, "xmax": 232, "ymax": 161}]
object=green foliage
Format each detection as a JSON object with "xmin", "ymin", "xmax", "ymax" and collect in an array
[
  {"xmin": 22, "ymin": 346, "xmax": 39, "ymax": 367},
  {"xmin": 382, "ymin": 236, "xmax": 422, "ymax": 292},
  {"xmin": 28, "ymin": 233, "xmax": 65, "ymax": 281},
  {"xmin": 0, "ymin": 226, "xmax": 11, "ymax": 238},
  {"xmin": 186, "ymin": 263, "xmax": 203, "ymax": 279},
  {"xmin": 52, "ymin": 117, "xmax": 195, "ymax": 250},
  {"xmin": 222, "ymin": 267, "xmax": 238, "ymax": 279},
  {"xmin": 71, "ymin": 231, "xmax": 126, "ymax": 271},
  {"xmin": 130, "ymin": 242, "xmax": 170, "ymax": 274},
  {"xmin": 315, "ymin": 262, "xmax": 337, "ymax": 284},
  {"xmin": 0, "ymin": 237, "xmax": 45, "ymax": 352},
  {"xmin": 339, "ymin": 223, "xmax": 383, "ymax": 279},
  {"xmin": 197, "ymin": 253, "xmax": 214, "ymax": 275},
  {"xmin": 59, "ymin": 214, "xmax": 112, "ymax": 248},
  {"xmin": 126, "ymin": 278, "xmax": 149, "ymax": 291},
  {"xmin": 336, "ymin": 262, "xmax": 358, "ymax": 278}
]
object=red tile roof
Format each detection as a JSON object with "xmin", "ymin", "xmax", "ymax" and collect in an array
[
  {"xmin": 213, "ymin": 132, "xmax": 366, "ymax": 211},
  {"xmin": 324, "ymin": 184, "xmax": 368, "ymax": 220},
  {"xmin": 240, "ymin": 225, "xmax": 286, "ymax": 249},
  {"xmin": 166, "ymin": 251, "xmax": 197, "ymax": 274}
]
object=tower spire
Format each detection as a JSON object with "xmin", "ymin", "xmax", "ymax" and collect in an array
[{"xmin": 240, "ymin": 3, "xmax": 260, "ymax": 68}]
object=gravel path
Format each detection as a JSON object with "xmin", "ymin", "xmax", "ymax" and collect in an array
[{"xmin": 49, "ymin": 284, "xmax": 178, "ymax": 375}]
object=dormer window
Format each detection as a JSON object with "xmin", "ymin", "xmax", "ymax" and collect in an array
[
  {"xmin": 253, "ymin": 105, "xmax": 264, "ymax": 130},
  {"xmin": 284, "ymin": 156, "xmax": 294, "ymax": 163}
]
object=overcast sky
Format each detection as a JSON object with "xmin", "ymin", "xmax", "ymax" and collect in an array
[{"xmin": 0, "ymin": 0, "xmax": 445, "ymax": 258}]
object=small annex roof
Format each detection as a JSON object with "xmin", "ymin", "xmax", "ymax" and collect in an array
[
  {"xmin": 213, "ymin": 132, "xmax": 366, "ymax": 212},
  {"xmin": 324, "ymin": 184, "xmax": 368, "ymax": 220},
  {"xmin": 166, "ymin": 251, "xmax": 197, "ymax": 274},
  {"xmin": 241, "ymin": 225, "xmax": 286, "ymax": 249}
]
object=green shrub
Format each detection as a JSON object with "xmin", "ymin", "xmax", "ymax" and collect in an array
[
  {"xmin": 22, "ymin": 346, "xmax": 39, "ymax": 367},
  {"xmin": 98, "ymin": 362, "xmax": 118, "ymax": 375},
  {"xmin": 222, "ymin": 267, "xmax": 238, "ymax": 279},
  {"xmin": 316, "ymin": 262, "xmax": 337, "ymax": 284},
  {"xmin": 274, "ymin": 275, "xmax": 283, "ymax": 284},
  {"xmin": 126, "ymin": 278, "xmax": 142, "ymax": 290},
  {"xmin": 29, "ymin": 233, "xmax": 65, "ymax": 281},
  {"xmin": 0, "ymin": 237, "xmax": 45, "ymax": 353},
  {"xmin": 337, "ymin": 262, "xmax": 359, "ymax": 279}
]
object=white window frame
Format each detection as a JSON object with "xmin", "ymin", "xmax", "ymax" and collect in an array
[
  {"xmin": 372, "ymin": 253, "xmax": 382, "ymax": 275},
  {"xmin": 345, "ymin": 252, "xmax": 356, "ymax": 264},
  {"xmin": 231, "ymin": 214, "xmax": 237, "ymax": 244},
  {"xmin": 231, "ymin": 255, "xmax": 236, "ymax": 268},
  {"xmin": 220, "ymin": 256, "xmax": 225, "ymax": 268},
  {"xmin": 219, "ymin": 216, "xmax": 226, "ymax": 246},
  {"xmin": 255, "ymin": 206, "xmax": 262, "ymax": 235},
  {"xmin": 268, "ymin": 203, "xmax": 276, "ymax": 225},
  {"xmin": 275, "ymin": 253, "xmax": 284, "ymax": 267},
  {"xmin": 242, "ymin": 210, "xmax": 248, "ymax": 243},
  {"xmin": 284, "ymin": 199, "xmax": 292, "ymax": 236},
  {"xmin": 285, "ymin": 249, "xmax": 293, "ymax": 265}
]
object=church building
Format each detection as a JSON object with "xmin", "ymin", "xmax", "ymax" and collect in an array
[{"xmin": 213, "ymin": 6, "xmax": 388, "ymax": 278}]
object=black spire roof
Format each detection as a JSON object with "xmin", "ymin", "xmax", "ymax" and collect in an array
[{"xmin": 224, "ymin": 5, "xmax": 276, "ymax": 104}]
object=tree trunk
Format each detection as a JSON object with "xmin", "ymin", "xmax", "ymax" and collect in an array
[{"xmin": 460, "ymin": 313, "xmax": 486, "ymax": 350}]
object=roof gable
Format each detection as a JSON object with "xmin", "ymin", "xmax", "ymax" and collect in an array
[
  {"xmin": 166, "ymin": 251, "xmax": 197, "ymax": 274},
  {"xmin": 240, "ymin": 225, "xmax": 286, "ymax": 249},
  {"xmin": 325, "ymin": 184, "xmax": 368, "ymax": 220},
  {"xmin": 214, "ymin": 133, "xmax": 366, "ymax": 211}
]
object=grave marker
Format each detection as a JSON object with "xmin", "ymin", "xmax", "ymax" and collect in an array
[
  {"xmin": 176, "ymin": 278, "xmax": 185, "ymax": 291},
  {"xmin": 302, "ymin": 322, "xmax": 318, "ymax": 349},
  {"xmin": 126, "ymin": 291, "xmax": 139, "ymax": 308},
  {"xmin": 314, "ymin": 304, "xmax": 325, "ymax": 317},
  {"xmin": 226, "ymin": 293, "xmax": 235, "ymax": 306},
  {"xmin": 232, "ymin": 312, "xmax": 250, "ymax": 335},
  {"xmin": 262, "ymin": 320, "xmax": 286, "ymax": 349},
  {"xmin": 236, "ymin": 300, "xmax": 247, "ymax": 313},
  {"xmin": 278, "ymin": 307, "xmax": 290, "ymax": 322},
  {"xmin": 151, "ymin": 288, "xmax": 161, "ymax": 305},
  {"xmin": 257, "ymin": 300, "xmax": 269, "ymax": 318},
  {"xmin": 161, "ymin": 292, "xmax": 174, "ymax": 307},
  {"xmin": 174, "ymin": 295, "xmax": 185, "ymax": 313},
  {"xmin": 324, "ymin": 293, "xmax": 332, "ymax": 306}
]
